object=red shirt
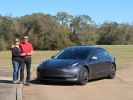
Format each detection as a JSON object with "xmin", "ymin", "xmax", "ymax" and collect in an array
[{"xmin": 20, "ymin": 42, "xmax": 33, "ymax": 56}]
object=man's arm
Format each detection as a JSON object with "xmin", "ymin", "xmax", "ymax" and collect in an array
[
  {"xmin": 19, "ymin": 44, "xmax": 26, "ymax": 56},
  {"xmin": 27, "ymin": 43, "xmax": 33, "ymax": 56},
  {"xmin": 21, "ymin": 53, "xmax": 26, "ymax": 56}
]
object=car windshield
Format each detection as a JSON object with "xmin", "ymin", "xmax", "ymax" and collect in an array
[{"xmin": 54, "ymin": 48, "xmax": 91, "ymax": 60}]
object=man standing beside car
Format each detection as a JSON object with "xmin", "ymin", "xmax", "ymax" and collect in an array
[{"xmin": 20, "ymin": 36, "xmax": 33, "ymax": 85}]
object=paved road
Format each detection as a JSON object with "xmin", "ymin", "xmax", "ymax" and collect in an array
[
  {"xmin": 0, "ymin": 76, "xmax": 16, "ymax": 100},
  {"xmin": 0, "ymin": 66, "xmax": 132, "ymax": 100},
  {"xmin": 23, "ymin": 67, "xmax": 133, "ymax": 100},
  {"xmin": 0, "ymin": 83, "xmax": 16, "ymax": 100},
  {"xmin": 0, "ymin": 76, "xmax": 22, "ymax": 100},
  {"xmin": 0, "ymin": 67, "xmax": 15, "ymax": 100}
]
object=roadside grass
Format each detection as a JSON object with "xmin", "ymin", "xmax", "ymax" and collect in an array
[
  {"xmin": 0, "ymin": 45, "xmax": 133, "ymax": 70},
  {"xmin": 101, "ymin": 45, "xmax": 133, "ymax": 70}
]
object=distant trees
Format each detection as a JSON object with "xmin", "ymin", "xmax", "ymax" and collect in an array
[
  {"xmin": 97, "ymin": 22, "xmax": 133, "ymax": 45},
  {"xmin": 0, "ymin": 12, "xmax": 133, "ymax": 50},
  {"xmin": 56, "ymin": 12, "xmax": 73, "ymax": 27}
]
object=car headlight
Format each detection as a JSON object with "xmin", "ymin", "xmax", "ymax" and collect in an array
[
  {"xmin": 62, "ymin": 67, "xmax": 79, "ymax": 72},
  {"xmin": 64, "ymin": 63, "xmax": 80, "ymax": 69},
  {"xmin": 72, "ymin": 63, "xmax": 79, "ymax": 67}
]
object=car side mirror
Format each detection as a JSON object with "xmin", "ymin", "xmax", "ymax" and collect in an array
[{"xmin": 90, "ymin": 56, "xmax": 98, "ymax": 61}]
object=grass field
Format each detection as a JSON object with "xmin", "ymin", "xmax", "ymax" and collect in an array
[{"xmin": 0, "ymin": 45, "xmax": 133, "ymax": 70}]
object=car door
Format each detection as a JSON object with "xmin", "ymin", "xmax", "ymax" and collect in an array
[
  {"xmin": 87, "ymin": 56, "xmax": 101, "ymax": 79},
  {"xmin": 100, "ymin": 51, "xmax": 113, "ymax": 76},
  {"xmin": 88, "ymin": 49, "xmax": 109, "ymax": 79}
]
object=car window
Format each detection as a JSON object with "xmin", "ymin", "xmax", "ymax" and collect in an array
[
  {"xmin": 55, "ymin": 48, "xmax": 91, "ymax": 60},
  {"xmin": 94, "ymin": 49, "xmax": 109, "ymax": 60}
]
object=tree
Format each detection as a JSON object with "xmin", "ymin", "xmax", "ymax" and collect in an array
[
  {"xmin": 0, "ymin": 12, "xmax": 132, "ymax": 50},
  {"xmin": 56, "ymin": 12, "xmax": 73, "ymax": 27}
]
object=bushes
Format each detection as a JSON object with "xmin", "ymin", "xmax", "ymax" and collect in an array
[{"xmin": 0, "ymin": 13, "xmax": 133, "ymax": 51}]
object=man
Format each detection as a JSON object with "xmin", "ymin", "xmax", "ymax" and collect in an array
[{"xmin": 20, "ymin": 36, "xmax": 33, "ymax": 85}]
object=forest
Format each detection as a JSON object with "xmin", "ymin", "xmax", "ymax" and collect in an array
[{"xmin": 0, "ymin": 12, "xmax": 133, "ymax": 50}]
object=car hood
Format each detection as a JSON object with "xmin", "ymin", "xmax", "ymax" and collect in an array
[{"xmin": 40, "ymin": 59, "xmax": 83, "ymax": 69}]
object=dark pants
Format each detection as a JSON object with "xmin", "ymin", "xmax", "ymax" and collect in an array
[
  {"xmin": 20, "ymin": 56, "xmax": 31, "ymax": 82},
  {"xmin": 12, "ymin": 60, "xmax": 21, "ymax": 81}
]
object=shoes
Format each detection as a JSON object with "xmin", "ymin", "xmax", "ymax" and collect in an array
[
  {"xmin": 19, "ymin": 81, "xmax": 24, "ymax": 84},
  {"xmin": 24, "ymin": 82, "xmax": 30, "ymax": 86},
  {"xmin": 13, "ymin": 81, "xmax": 17, "ymax": 84},
  {"xmin": 13, "ymin": 80, "xmax": 19, "ymax": 84},
  {"xmin": 19, "ymin": 81, "xmax": 30, "ymax": 86}
]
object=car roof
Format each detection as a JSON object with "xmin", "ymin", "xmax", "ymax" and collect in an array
[{"xmin": 65, "ymin": 45, "xmax": 105, "ymax": 50}]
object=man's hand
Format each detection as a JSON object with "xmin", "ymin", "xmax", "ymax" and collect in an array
[
  {"xmin": 21, "ymin": 53, "xmax": 26, "ymax": 56},
  {"xmin": 27, "ymin": 51, "xmax": 33, "ymax": 56}
]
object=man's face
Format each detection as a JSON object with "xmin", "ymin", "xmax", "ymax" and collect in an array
[
  {"xmin": 23, "ymin": 38, "xmax": 28, "ymax": 43},
  {"xmin": 15, "ymin": 41, "xmax": 20, "ymax": 45}
]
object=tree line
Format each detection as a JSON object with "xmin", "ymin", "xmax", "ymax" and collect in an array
[{"xmin": 0, "ymin": 12, "xmax": 133, "ymax": 50}]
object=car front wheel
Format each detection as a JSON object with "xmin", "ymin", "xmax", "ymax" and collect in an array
[{"xmin": 78, "ymin": 67, "xmax": 89, "ymax": 85}]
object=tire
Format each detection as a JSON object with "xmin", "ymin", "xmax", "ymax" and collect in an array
[
  {"xmin": 108, "ymin": 65, "xmax": 116, "ymax": 79},
  {"xmin": 78, "ymin": 67, "xmax": 89, "ymax": 85},
  {"xmin": 35, "ymin": 78, "xmax": 42, "ymax": 83}
]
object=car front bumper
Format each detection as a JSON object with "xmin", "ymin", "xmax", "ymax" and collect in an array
[{"xmin": 37, "ymin": 67, "xmax": 80, "ymax": 82}]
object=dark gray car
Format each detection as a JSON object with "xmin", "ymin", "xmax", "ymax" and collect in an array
[{"xmin": 37, "ymin": 46, "xmax": 116, "ymax": 85}]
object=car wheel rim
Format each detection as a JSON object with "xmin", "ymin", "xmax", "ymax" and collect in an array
[{"xmin": 83, "ymin": 71, "xmax": 88, "ymax": 82}]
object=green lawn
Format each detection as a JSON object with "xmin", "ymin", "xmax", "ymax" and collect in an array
[{"xmin": 0, "ymin": 45, "xmax": 133, "ymax": 70}]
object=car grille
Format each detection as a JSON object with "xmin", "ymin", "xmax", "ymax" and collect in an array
[{"xmin": 38, "ymin": 68, "xmax": 76, "ymax": 78}]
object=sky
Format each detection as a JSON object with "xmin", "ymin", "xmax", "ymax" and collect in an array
[{"xmin": 0, "ymin": 0, "xmax": 133, "ymax": 24}]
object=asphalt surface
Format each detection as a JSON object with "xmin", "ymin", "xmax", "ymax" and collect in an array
[
  {"xmin": 22, "ymin": 66, "xmax": 133, "ymax": 100},
  {"xmin": 0, "ymin": 66, "xmax": 133, "ymax": 100},
  {"xmin": 0, "ymin": 83, "xmax": 16, "ymax": 100},
  {"xmin": 0, "ymin": 70, "xmax": 22, "ymax": 100}
]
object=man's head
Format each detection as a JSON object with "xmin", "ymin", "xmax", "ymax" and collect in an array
[
  {"xmin": 22, "ymin": 36, "xmax": 29, "ymax": 43},
  {"xmin": 15, "ymin": 38, "xmax": 20, "ymax": 46}
]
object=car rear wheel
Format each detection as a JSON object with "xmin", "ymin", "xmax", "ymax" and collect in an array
[
  {"xmin": 78, "ymin": 67, "xmax": 89, "ymax": 85},
  {"xmin": 108, "ymin": 65, "xmax": 116, "ymax": 79}
]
